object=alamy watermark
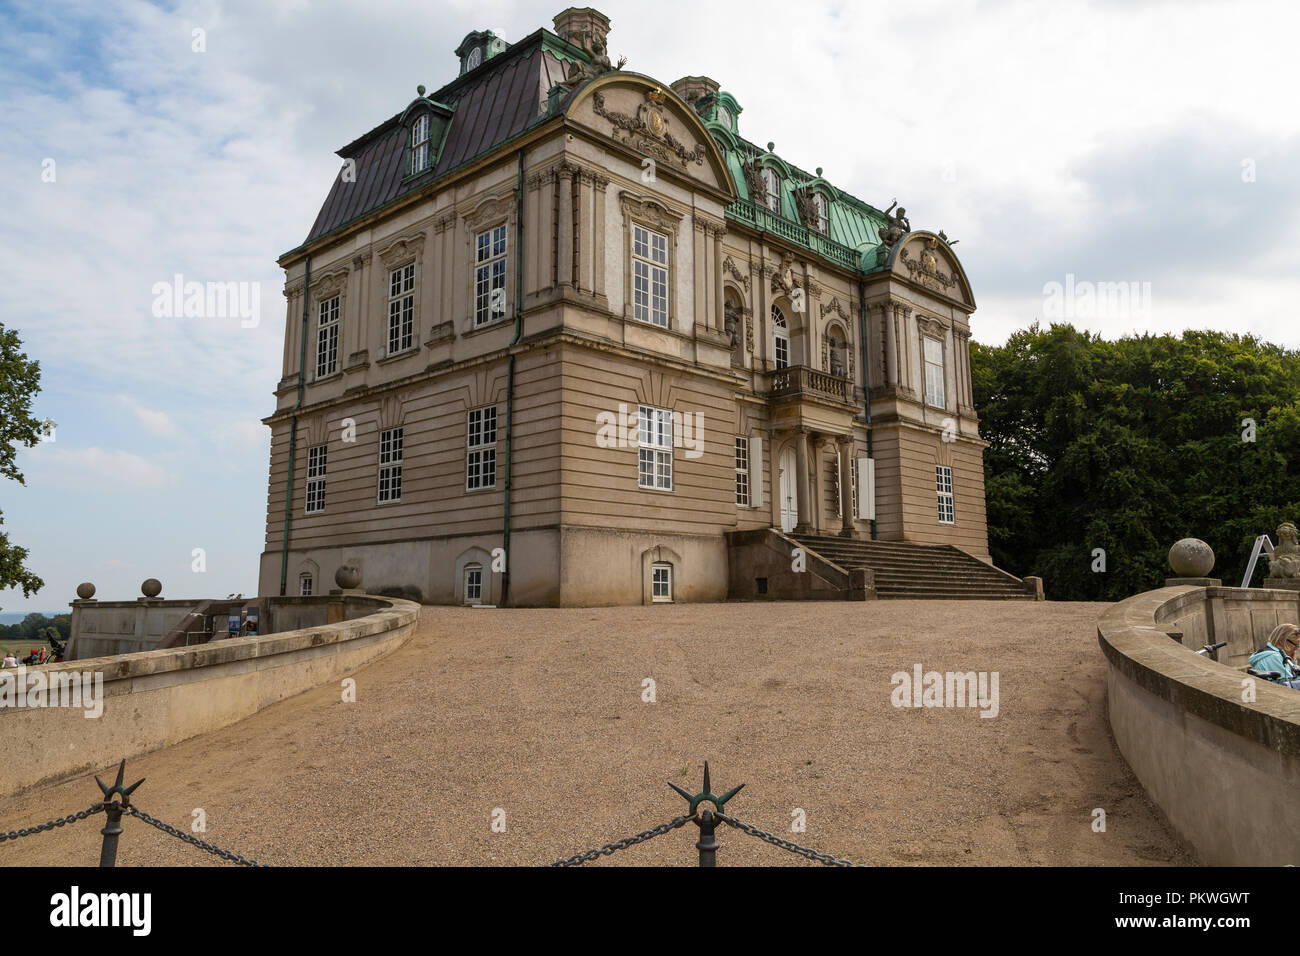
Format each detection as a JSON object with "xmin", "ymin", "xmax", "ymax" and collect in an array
[
  {"xmin": 595, "ymin": 403, "xmax": 705, "ymax": 459},
  {"xmin": 0, "ymin": 666, "xmax": 103, "ymax": 718},
  {"xmin": 1042, "ymin": 274, "xmax": 1151, "ymax": 321},
  {"xmin": 151, "ymin": 274, "xmax": 261, "ymax": 328},
  {"xmin": 890, "ymin": 664, "xmax": 999, "ymax": 718}
]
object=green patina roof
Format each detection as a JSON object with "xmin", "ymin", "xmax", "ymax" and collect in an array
[{"xmin": 705, "ymin": 114, "xmax": 893, "ymax": 274}]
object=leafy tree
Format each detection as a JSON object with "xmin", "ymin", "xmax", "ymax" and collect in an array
[
  {"xmin": 972, "ymin": 324, "xmax": 1300, "ymax": 601},
  {"xmin": 0, "ymin": 321, "xmax": 49, "ymax": 606}
]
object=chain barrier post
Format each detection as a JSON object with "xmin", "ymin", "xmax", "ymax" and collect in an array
[
  {"xmin": 94, "ymin": 759, "xmax": 144, "ymax": 868},
  {"xmin": 668, "ymin": 762, "xmax": 745, "ymax": 867}
]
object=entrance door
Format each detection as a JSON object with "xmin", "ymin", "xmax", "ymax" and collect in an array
[{"xmin": 778, "ymin": 447, "xmax": 797, "ymax": 533}]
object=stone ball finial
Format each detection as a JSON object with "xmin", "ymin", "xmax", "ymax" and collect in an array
[
  {"xmin": 417, "ymin": 84, "xmax": 426, "ymax": 96},
  {"xmin": 76, "ymin": 582, "xmax": 96, "ymax": 600},
  {"xmin": 335, "ymin": 565, "xmax": 361, "ymax": 590},
  {"xmin": 141, "ymin": 578, "xmax": 162, "ymax": 598},
  {"xmin": 1169, "ymin": 539, "xmax": 1214, "ymax": 577}
]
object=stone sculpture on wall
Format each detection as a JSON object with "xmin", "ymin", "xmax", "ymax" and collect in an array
[
  {"xmin": 878, "ymin": 199, "xmax": 910, "ymax": 248},
  {"xmin": 1268, "ymin": 522, "xmax": 1300, "ymax": 579}
]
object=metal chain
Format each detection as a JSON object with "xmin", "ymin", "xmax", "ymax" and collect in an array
[
  {"xmin": 0, "ymin": 803, "xmax": 105, "ymax": 843},
  {"xmin": 550, "ymin": 815, "xmax": 692, "ymax": 867},
  {"xmin": 124, "ymin": 806, "xmax": 266, "ymax": 867},
  {"xmin": 717, "ymin": 813, "xmax": 858, "ymax": 866}
]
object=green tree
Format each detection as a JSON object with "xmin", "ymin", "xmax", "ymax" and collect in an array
[
  {"xmin": 972, "ymin": 324, "xmax": 1300, "ymax": 602},
  {"xmin": 0, "ymin": 321, "xmax": 50, "ymax": 605}
]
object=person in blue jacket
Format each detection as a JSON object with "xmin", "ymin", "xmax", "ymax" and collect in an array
[{"xmin": 1249, "ymin": 623, "xmax": 1300, "ymax": 689}]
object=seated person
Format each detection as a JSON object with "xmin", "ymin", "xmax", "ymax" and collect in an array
[{"xmin": 1248, "ymin": 623, "xmax": 1300, "ymax": 688}]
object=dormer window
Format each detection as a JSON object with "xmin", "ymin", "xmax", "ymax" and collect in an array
[
  {"xmin": 410, "ymin": 114, "xmax": 431, "ymax": 174},
  {"xmin": 812, "ymin": 192, "xmax": 829, "ymax": 233},
  {"xmin": 715, "ymin": 105, "xmax": 732, "ymax": 129},
  {"xmin": 466, "ymin": 46, "xmax": 482, "ymax": 70},
  {"xmin": 762, "ymin": 167, "xmax": 781, "ymax": 214}
]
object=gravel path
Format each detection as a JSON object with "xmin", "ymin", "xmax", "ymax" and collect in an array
[{"xmin": 0, "ymin": 601, "xmax": 1195, "ymax": 867}]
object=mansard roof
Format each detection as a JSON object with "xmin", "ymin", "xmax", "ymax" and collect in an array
[{"xmin": 295, "ymin": 29, "xmax": 587, "ymax": 252}]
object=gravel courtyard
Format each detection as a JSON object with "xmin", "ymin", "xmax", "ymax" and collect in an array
[{"xmin": 0, "ymin": 601, "xmax": 1195, "ymax": 866}]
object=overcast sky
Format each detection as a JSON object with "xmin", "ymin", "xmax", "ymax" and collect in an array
[{"xmin": 2, "ymin": 0, "xmax": 1297, "ymax": 612}]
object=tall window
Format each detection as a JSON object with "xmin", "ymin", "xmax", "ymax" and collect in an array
[
  {"xmin": 771, "ymin": 306, "xmax": 790, "ymax": 369},
  {"xmin": 305, "ymin": 444, "xmax": 327, "ymax": 514},
  {"xmin": 388, "ymin": 264, "xmax": 415, "ymax": 355},
  {"xmin": 466, "ymin": 406, "xmax": 497, "ymax": 490},
  {"xmin": 299, "ymin": 573, "xmax": 313, "ymax": 596},
  {"xmin": 762, "ymin": 167, "xmax": 781, "ymax": 213},
  {"xmin": 735, "ymin": 436, "xmax": 750, "ymax": 506},
  {"xmin": 812, "ymin": 192, "xmax": 829, "ymax": 233},
  {"xmin": 936, "ymin": 465, "xmax": 955, "ymax": 524},
  {"xmin": 850, "ymin": 457, "xmax": 859, "ymax": 519},
  {"xmin": 638, "ymin": 405, "xmax": 673, "ymax": 491},
  {"xmin": 410, "ymin": 114, "xmax": 431, "ymax": 175},
  {"xmin": 652, "ymin": 563, "xmax": 672, "ymax": 602},
  {"xmin": 924, "ymin": 335, "xmax": 946, "ymax": 408},
  {"xmin": 316, "ymin": 295, "xmax": 340, "ymax": 378},
  {"xmin": 632, "ymin": 224, "xmax": 669, "ymax": 327},
  {"xmin": 378, "ymin": 427, "xmax": 403, "ymax": 503},
  {"xmin": 464, "ymin": 563, "xmax": 483, "ymax": 604},
  {"xmin": 474, "ymin": 224, "xmax": 508, "ymax": 326}
]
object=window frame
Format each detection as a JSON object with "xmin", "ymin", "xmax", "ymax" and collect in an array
[
  {"xmin": 762, "ymin": 167, "xmax": 781, "ymax": 214},
  {"xmin": 463, "ymin": 563, "xmax": 484, "ymax": 605},
  {"xmin": 473, "ymin": 224, "xmax": 508, "ymax": 327},
  {"xmin": 299, "ymin": 573, "xmax": 313, "ymax": 596},
  {"xmin": 771, "ymin": 305, "xmax": 790, "ymax": 370},
  {"xmin": 631, "ymin": 222, "xmax": 669, "ymax": 328},
  {"xmin": 651, "ymin": 562, "xmax": 673, "ymax": 603},
  {"xmin": 315, "ymin": 294, "xmax": 340, "ymax": 379},
  {"xmin": 735, "ymin": 436, "xmax": 750, "ymax": 506},
  {"xmin": 812, "ymin": 192, "xmax": 829, "ymax": 233},
  {"xmin": 924, "ymin": 335, "xmax": 947, "ymax": 409},
  {"xmin": 387, "ymin": 263, "xmax": 416, "ymax": 356},
  {"xmin": 936, "ymin": 465, "xmax": 955, "ymax": 524},
  {"xmin": 637, "ymin": 404, "xmax": 674, "ymax": 492},
  {"xmin": 305, "ymin": 443, "xmax": 327, "ymax": 515},
  {"xmin": 466, "ymin": 406, "xmax": 497, "ymax": 491},
  {"xmin": 410, "ymin": 113, "xmax": 431, "ymax": 176},
  {"xmin": 378, "ymin": 426, "xmax": 404, "ymax": 504}
]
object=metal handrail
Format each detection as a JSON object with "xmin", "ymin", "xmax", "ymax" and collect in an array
[{"xmin": 1242, "ymin": 535, "xmax": 1275, "ymax": 588}]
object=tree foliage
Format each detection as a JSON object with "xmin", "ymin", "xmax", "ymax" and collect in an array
[
  {"xmin": 972, "ymin": 324, "xmax": 1300, "ymax": 601},
  {"xmin": 0, "ymin": 322, "xmax": 49, "ymax": 602}
]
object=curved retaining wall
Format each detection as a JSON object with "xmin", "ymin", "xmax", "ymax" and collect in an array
[
  {"xmin": 0, "ymin": 594, "xmax": 419, "ymax": 799},
  {"xmin": 1098, "ymin": 585, "xmax": 1300, "ymax": 866}
]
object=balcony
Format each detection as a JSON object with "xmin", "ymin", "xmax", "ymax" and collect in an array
[
  {"xmin": 725, "ymin": 199, "xmax": 861, "ymax": 271},
  {"xmin": 761, "ymin": 365, "xmax": 852, "ymax": 405}
]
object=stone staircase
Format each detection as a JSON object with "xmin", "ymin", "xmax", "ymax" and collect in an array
[{"xmin": 789, "ymin": 534, "xmax": 1036, "ymax": 600}]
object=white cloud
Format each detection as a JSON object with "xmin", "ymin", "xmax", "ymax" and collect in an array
[
  {"xmin": 29, "ymin": 445, "xmax": 172, "ymax": 488},
  {"xmin": 118, "ymin": 395, "xmax": 177, "ymax": 437}
]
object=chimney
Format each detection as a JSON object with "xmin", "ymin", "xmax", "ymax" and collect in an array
[
  {"xmin": 553, "ymin": 7, "xmax": 611, "ymax": 54},
  {"xmin": 671, "ymin": 76, "xmax": 720, "ymax": 109}
]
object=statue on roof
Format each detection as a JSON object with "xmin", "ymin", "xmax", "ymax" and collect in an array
[
  {"xmin": 878, "ymin": 199, "xmax": 910, "ymax": 248},
  {"xmin": 565, "ymin": 33, "xmax": 626, "ymax": 84}
]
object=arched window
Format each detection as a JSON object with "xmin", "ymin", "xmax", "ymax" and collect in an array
[
  {"xmin": 410, "ymin": 114, "xmax": 431, "ymax": 174},
  {"xmin": 466, "ymin": 46, "xmax": 482, "ymax": 70},
  {"xmin": 812, "ymin": 192, "xmax": 829, "ymax": 233},
  {"xmin": 771, "ymin": 305, "xmax": 790, "ymax": 369},
  {"xmin": 762, "ymin": 167, "xmax": 781, "ymax": 214}
]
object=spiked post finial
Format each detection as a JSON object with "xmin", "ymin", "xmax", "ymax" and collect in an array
[
  {"xmin": 668, "ymin": 761, "xmax": 745, "ymax": 817},
  {"xmin": 94, "ymin": 759, "xmax": 145, "ymax": 806}
]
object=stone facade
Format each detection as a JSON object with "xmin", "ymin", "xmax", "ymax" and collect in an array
[{"xmin": 258, "ymin": 10, "xmax": 993, "ymax": 606}]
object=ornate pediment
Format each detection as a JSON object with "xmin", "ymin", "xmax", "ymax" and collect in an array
[
  {"xmin": 591, "ymin": 87, "xmax": 706, "ymax": 170},
  {"xmin": 897, "ymin": 235, "xmax": 963, "ymax": 299}
]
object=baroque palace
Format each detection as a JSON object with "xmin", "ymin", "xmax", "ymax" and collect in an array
[{"xmin": 259, "ymin": 7, "xmax": 1022, "ymax": 606}]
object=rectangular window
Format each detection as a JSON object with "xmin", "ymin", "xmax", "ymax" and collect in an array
[
  {"xmin": 474, "ymin": 225, "xmax": 508, "ymax": 326},
  {"xmin": 632, "ymin": 223, "xmax": 669, "ymax": 327},
  {"xmin": 652, "ymin": 563, "xmax": 672, "ymax": 602},
  {"xmin": 316, "ymin": 295, "xmax": 340, "ymax": 378},
  {"xmin": 832, "ymin": 454, "xmax": 842, "ymax": 517},
  {"xmin": 299, "ymin": 574, "xmax": 313, "ymax": 596},
  {"xmin": 410, "ymin": 114, "xmax": 431, "ymax": 175},
  {"xmin": 734, "ymin": 436, "xmax": 750, "ymax": 506},
  {"xmin": 936, "ymin": 465, "xmax": 955, "ymax": 524},
  {"xmin": 850, "ymin": 457, "xmax": 858, "ymax": 519},
  {"xmin": 466, "ymin": 406, "xmax": 497, "ymax": 490},
  {"xmin": 388, "ymin": 264, "xmax": 415, "ymax": 355},
  {"xmin": 305, "ymin": 444, "xmax": 327, "ymax": 514},
  {"xmin": 637, "ymin": 405, "xmax": 673, "ymax": 491},
  {"xmin": 924, "ymin": 336, "xmax": 946, "ymax": 408},
  {"xmin": 378, "ymin": 427, "xmax": 404, "ymax": 503},
  {"xmin": 464, "ymin": 565, "xmax": 483, "ymax": 605}
]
